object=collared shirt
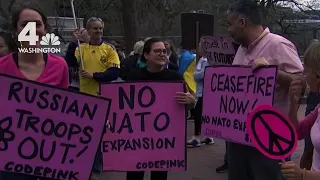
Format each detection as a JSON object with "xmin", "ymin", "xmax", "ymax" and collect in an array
[{"xmin": 233, "ymin": 28, "xmax": 303, "ymax": 115}]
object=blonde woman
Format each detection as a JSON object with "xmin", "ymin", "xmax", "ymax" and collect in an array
[{"xmin": 281, "ymin": 42, "xmax": 320, "ymax": 180}]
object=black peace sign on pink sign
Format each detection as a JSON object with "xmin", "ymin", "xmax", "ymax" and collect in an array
[{"xmin": 247, "ymin": 105, "xmax": 298, "ymax": 160}]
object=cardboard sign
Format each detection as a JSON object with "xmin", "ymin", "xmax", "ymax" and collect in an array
[
  {"xmin": 100, "ymin": 82, "xmax": 186, "ymax": 171},
  {"xmin": 201, "ymin": 66, "xmax": 277, "ymax": 146},
  {"xmin": 247, "ymin": 105, "xmax": 298, "ymax": 160},
  {"xmin": 202, "ymin": 36, "xmax": 236, "ymax": 66},
  {"xmin": 0, "ymin": 74, "xmax": 111, "ymax": 180}
]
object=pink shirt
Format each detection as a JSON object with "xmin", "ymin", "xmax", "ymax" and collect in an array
[
  {"xmin": 297, "ymin": 105, "xmax": 320, "ymax": 171},
  {"xmin": 233, "ymin": 28, "xmax": 303, "ymax": 115},
  {"xmin": 0, "ymin": 53, "xmax": 69, "ymax": 88}
]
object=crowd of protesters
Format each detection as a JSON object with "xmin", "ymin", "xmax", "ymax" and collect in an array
[{"xmin": 1, "ymin": 0, "xmax": 320, "ymax": 180}]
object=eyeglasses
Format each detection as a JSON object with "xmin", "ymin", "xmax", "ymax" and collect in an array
[{"xmin": 152, "ymin": 49, "xmax": 167, "ymax": 55}]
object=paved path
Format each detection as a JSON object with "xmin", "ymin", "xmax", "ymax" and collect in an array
[{"xmin": 98, "ymin": 105, "xmax": 306, "ymax": 180}]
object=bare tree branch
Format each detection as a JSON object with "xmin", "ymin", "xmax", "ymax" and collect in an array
[
  {"xmin": 8, "ymin": 0, "xmax": 15, "ymax": 13},
  {"xmin": 103, "ymin": 0, "xmax": 117, "ymax": 11},
  {"xmin": 0, "ymin": 0, "xmax": 16, "ymax": 19}
]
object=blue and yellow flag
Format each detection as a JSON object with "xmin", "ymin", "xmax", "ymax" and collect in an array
[{"xmin": 179, "ymin": 50, "xmax": 196, "ymax": 94}]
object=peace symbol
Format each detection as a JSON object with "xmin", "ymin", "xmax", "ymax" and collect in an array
[{"xmin": 250, "ymin": 109, "xmax": 296, "ymax": 156}]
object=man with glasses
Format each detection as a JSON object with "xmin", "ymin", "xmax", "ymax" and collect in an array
[{"xmin": 74, "ymin": 17, "xmax": 120, "ymax": 180}]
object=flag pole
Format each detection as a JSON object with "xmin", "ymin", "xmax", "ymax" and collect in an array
[{"xmin": 70, "ymin": 0, "xmax": 85, "ymax": 69}]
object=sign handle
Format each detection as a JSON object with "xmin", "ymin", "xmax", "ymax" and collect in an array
[{"xmin": 70, "ymin": 0, "xmax": 85, "ymax": 69}]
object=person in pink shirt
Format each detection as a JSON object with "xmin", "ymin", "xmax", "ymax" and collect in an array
[
  {"xmin": 281, "ymin": 42, "xmax": 320, "ymax": 180},
  {"xmin": 0, "ymin": 7, "xmax": 69, "ymax": 88},
  {"xmin": 226, "ymin": 1, "xmax": 303, "ymax": 180},
  {"xmin": 0, "ymin": 6, "xmax": 68, "ymax": 180}
]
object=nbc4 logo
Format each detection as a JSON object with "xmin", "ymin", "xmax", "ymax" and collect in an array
[
  {"xmin": 18, "ymin": 22, "xmax": 61, "ymax": 54},
  {"xmin": 40, "ymin": 33, "xmax": 61, "ymax": 46}
]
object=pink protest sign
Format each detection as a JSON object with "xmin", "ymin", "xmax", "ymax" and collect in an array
[
  {"xmin": 202, "ymin": 65, "xmax": 277, "ymax": 146},
  {"xmin": 100, "ymin": 82, "xmax": 186, "ymax": 171},
  {"xmin": 247, "ymin": 105, "xmax": 298, "ymax": 160},
  {"xmin": 0, "ymin": 73, "xmax": 111, "ymax": 180},
  {"xmin": 202, "ymin": 36, "xmax": 236, "ymax": 65}
]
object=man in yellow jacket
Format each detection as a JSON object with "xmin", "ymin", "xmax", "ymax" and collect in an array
[{"xmin": 75, "ymin": 18, "xmax": 120, "ymax": 96}]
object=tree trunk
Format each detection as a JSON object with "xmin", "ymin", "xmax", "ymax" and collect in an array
[{"xmin": 121, "ymin": 0, "xmax": 138, "ymax": 55}]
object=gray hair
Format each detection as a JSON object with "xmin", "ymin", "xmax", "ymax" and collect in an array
[
  {"xmin": 86, "ymin": 17, "xmax": 104, "ymax": 29},
  {"xmin": 143, "ymin": 37, "xmax": 152, "ymax": 42},
  {"xmin": 133, "ymin": 41, "xmax": 145, "ymax": 55},
  {"xmin": 311, "ymin": 39, "xmax": 319, "ymax": 45}
]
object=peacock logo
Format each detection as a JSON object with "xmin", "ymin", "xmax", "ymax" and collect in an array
[{"xmin": 40, "ymin": 33, "xmax": 61, "ymax": 46}]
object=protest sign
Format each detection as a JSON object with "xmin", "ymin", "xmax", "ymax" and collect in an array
[
  {"xmin": 202, "ymin": 36, "xmax": 236, "ymax": 66},
  {"xmin": 201, "ymin": 65, "xmax": 277, "ymax": 146},
  {"xmin": 100, "ymin": 82, "xmax": 186, "ymax": 171},
  {"xmin": 247, "ymin": 105, "xmax": 298, "ymax": 160},
  {"xmin": 0, "ymin": 73, "xmax": 111, "ymax": 180}
]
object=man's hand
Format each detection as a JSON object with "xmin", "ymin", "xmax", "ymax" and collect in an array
[
  {"xmin": 80, "ymin": 69, "xmax": 93, "ymax": 78},
  {"xmin": 79, "ymin": 29, "xmax": 90, "ymax": 43},
  {"xmin": 252, "ymin": 58, "xmax": 269, "ymax": 71},
  {"xmin": 72, "ymin": 28, "xmax": 90, "ymax": 43},
  {"xmin": 72, "ymin": 29, "xmax": 81, "ymax": 43}
]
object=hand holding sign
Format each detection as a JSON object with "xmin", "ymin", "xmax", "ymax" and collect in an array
[
  {"xmin": 280, "ymin": 160, "xmax": 304, "ymax": 180},
  {"xmin": 175, "ymin": 92, "xmax": 196, "ymax": 105},
  {"xmin": 251, "ymin": 58, "xmax": 269, "ymax": 71},
  {"xmin": 247, "ymin": 105, "xmax": 298, "ymax": 160}
]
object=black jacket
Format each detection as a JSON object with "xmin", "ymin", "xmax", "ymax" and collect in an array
[{"xmin": 120, "ymin": 54, "xmax": 140, "ymax": 80}]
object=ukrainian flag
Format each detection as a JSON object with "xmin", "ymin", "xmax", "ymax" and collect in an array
[{"xmin": 179, "ymin": 50, "xmax": 196, "ymax": 94}]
